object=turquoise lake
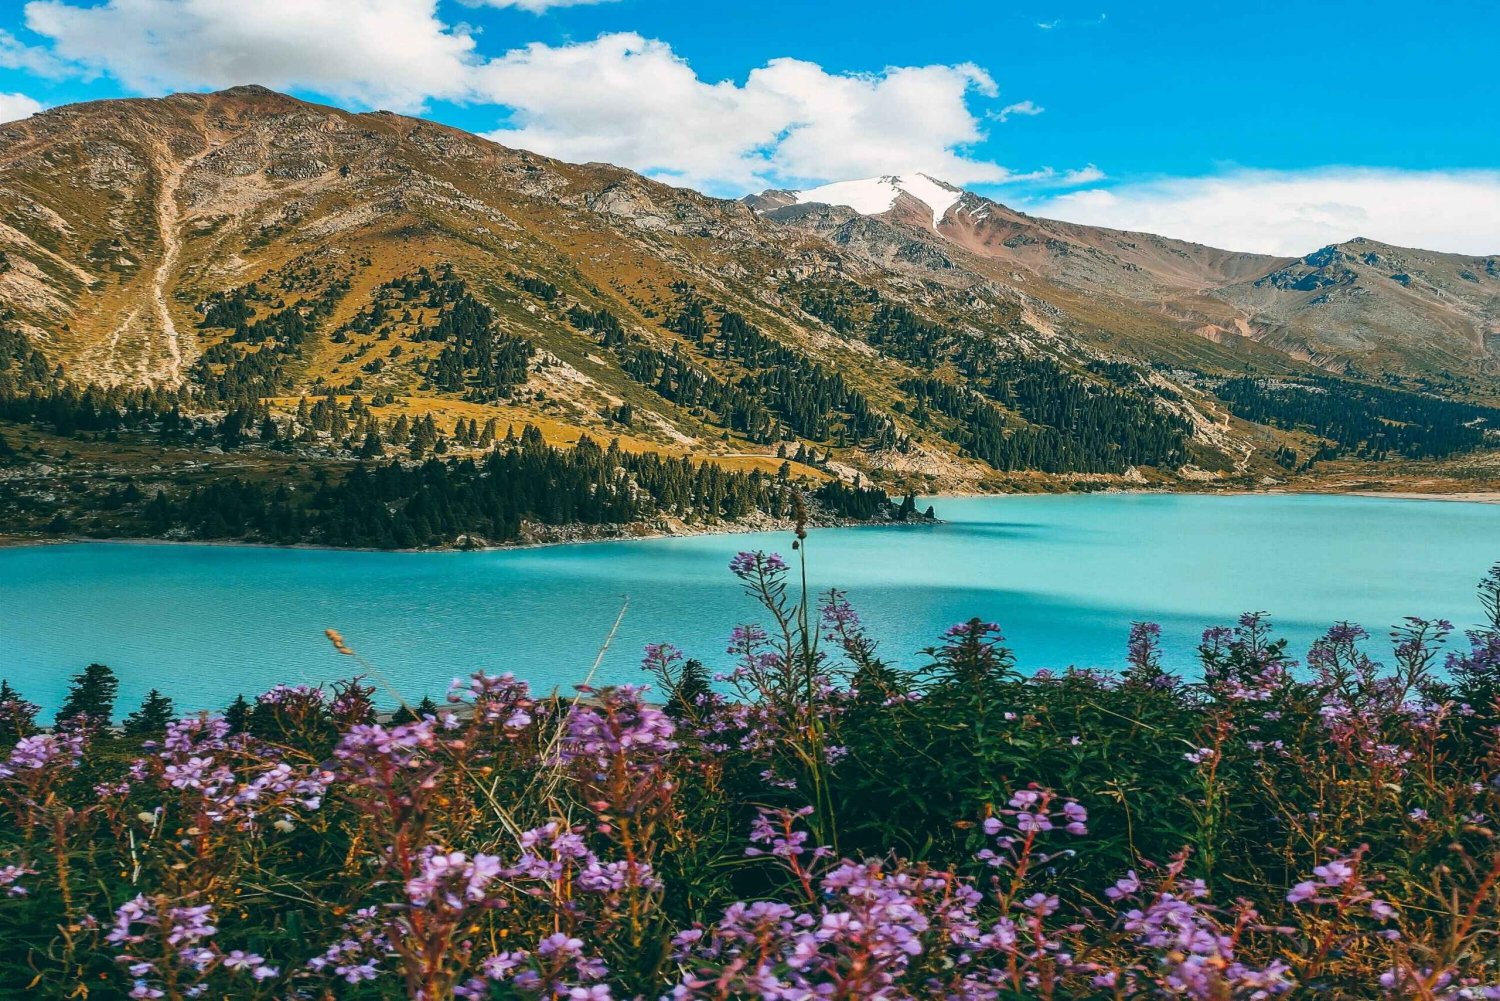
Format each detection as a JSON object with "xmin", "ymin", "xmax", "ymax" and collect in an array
[{"xmin": 3, "ymin": 493, "xmax": 1499, "ymax": 713}]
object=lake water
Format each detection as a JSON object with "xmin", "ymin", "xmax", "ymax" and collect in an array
[{"xmin": 3, "ymin": 494, "xmax": 1498, "ymax": 713}]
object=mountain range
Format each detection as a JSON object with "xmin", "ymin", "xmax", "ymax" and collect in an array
[
  {"xmin": 2, "ymin": 86, "xmax": 1498, "ymax": 494},
  {"xmin": 747, "ymin": 172, "xmax": 1500, "ymax": 377}
]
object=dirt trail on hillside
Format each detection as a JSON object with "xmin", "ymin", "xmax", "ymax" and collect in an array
[
  {"xmin": 99, "ymin": 307, "xmax": 141, "ymax": 378},
  {"xmin": 148, "ymin": 153, "xmax": 190, "ymax": 383},
  {"xmin": 87, "ymin": 122, "xmax": 211, "ymax": 386},
  {"xmin": 144, "ymin": 121, "xmax": 219, "ymax": 386}
]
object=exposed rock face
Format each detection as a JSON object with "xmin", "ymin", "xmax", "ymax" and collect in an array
[
  {"xmin": 0, "ymin": 86, "xmax": 1494, "ymax": 495},
  {"xmin": 1217, "ymin": 238, "xmax": 1500, "ymax": 371},
  {"xmin": 748, "ymin": 181, "xmax": 1500, "ymax": 378}
]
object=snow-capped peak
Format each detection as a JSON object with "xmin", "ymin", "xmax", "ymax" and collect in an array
[{"xmin": 789, "ymin": 172, "xmax": 965, "ymax": 227}]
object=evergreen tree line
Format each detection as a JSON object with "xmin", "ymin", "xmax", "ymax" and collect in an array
[
  {"xmin": 0, "ymin": 378, "xmax": 192, "ymax": 440},
  {"xmin": 0, "ymin": 322, "xmax": 58, "ymax": 397},
  {"xmin": 1215, "ymin": 376, "xmax": 1500, "ymax": 459},
  {"xmin": 570, "ymin": 297, "xmax": 905, "ymax": 450},
  {"xmin": 678, "ymin": 303, "xmax": 893, "ymax": 446},
  {"xmin": 134, "ymin": 429, "xmax": 905, "ymax": 548},
  {"xmin": 191, "ymin": 279, "xmax": 351, "ymax": 406},
  {"xmin": 901, "ymin": 377, "xmax": 1177, "ymax": 474},
  {"xmin": 422, "ymin": 291, "xmax": 534, "ymax": 401},
  {"xmin": 2, "ymin": 667, "xmax": 242, "ymax": 737},
  {"xmin": 570, "ymin": 307, "xmax": 789, "ymax": 445},
  {"xmin": 791, "ymin": 287, "xmax": 1195, "ymax": 474},
  {"xmin": 338, "ymin": 267, "xmax": 536, "ymax": 402},
  {"xmin": 868, "ymin": 303, "xmax": 1191, "ymax": 472},
  {"xmin": 508, "ymin": 271, "xmax": 559, "ymax": 301}
]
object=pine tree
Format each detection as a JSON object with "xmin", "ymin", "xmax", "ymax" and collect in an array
[
  {"xmin": 123, "ymin": 689, "xmax": 176, "ymax": 736},
  {"xmin": 0, "ymin": 679, "xmax": 39, "ymax": 742},
  {"xmin": 55, "ymin": 663, "xmax": 120, "ymax": 727},
  {"xmin": 225, "ymin": 694, "xmax": 251, "ymax": 734},
  {"xmin": 390, "ymin": 695, "xmax": 439, "ymax": 726},
  {"xmin": 666, "ymin": 658, "xmax": 712, "ymax": 720}
]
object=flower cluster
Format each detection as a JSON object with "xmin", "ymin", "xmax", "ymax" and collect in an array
[
  {"xmin": 106, "ymin": 894, "xmax": 278, "ymax": 998},
  {"xmin": 3, "ymin": 556, "xmax": 1500, "ymax": 999},
  {"xmin": 1286, "ymin": 848, "xmax": 1398, "ymax": 925}
]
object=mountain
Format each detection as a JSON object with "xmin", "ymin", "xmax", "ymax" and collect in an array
[
  {"xmin": 744, "ymin": 172, "xmax": 967, "ymax": 228},
  {"xmin": 749, "ymin": 178, "xmax": 1500, "ymax": 379},
  {"xmin": 1, "ymin": 87, "xmax": 1498, "ymax": 512}
]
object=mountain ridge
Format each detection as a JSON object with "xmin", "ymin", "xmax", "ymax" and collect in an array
[
  {"xmin": 2, "ymin": 86, "xmax": 1498, "ymax": 506},
  {"xmin": 747, "ymin": 175, "xmax": 1500, "ymax": 379}
]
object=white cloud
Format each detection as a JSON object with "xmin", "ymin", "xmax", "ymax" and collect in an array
[
  {"xmin": 1054, "ymin": 164, "xmax": 1104, "ymax": 185},
  {"xmin": 997, "ymin": 100, "xmax": 1043, "ymax": 122},
  {"xmin": 468, "ymin": 0, "xmax": 620, "ymax": 11},
  {"xmin": 1036, "ymin": 13, "xmax": 1106, "ymax": 30},
  {"xmin": 16, "ymin": 2, "xmax": 1061, "ymax": 193},
  {"xmin": 1, "ymin": 27, "xmax": 68, "ymax": 76},
  {"xmin": 476, "ymin": 33, "xmax": 1013, "ymax": 192},
  {"xmin": 1025, "ymin": 169, "xmax": 1500, "ymax": 256},
  {"xmin": 22, "ymin": 0, "xmax": 480, "ymax": 113},
  {"xmin": 0, "ymin": 91, "xmax": 45, "ymax": 122}
]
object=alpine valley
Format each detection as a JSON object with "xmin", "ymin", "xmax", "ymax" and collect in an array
[{"xmin": 2, "ymin": 86, "xmax": 1499, "ymax": 548}]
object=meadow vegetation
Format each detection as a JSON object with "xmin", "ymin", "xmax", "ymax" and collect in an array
[{"xmin": 2, "ymin": 543, "xmax": 1500, "ymax": 998}]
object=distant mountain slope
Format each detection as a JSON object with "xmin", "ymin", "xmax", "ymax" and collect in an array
[
  {"xmin": 1217, "ymin": 238, "xmax": 1500, "ymax": 374},
  {"xmin": 1, "ymin": 87, "xmax": 1497, "ymax": 498},
  {"xmin": 749, "ymin": 178, "xmax": 1500, "ymax": 379}
]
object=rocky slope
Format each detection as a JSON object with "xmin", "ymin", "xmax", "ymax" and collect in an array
[
  {"xmin": 752, "ymin": 178, "xmax": 1500, "ymax": 380},
  {"xmin": 1, "ymin": 87, "xmax": 1497, "ymax": 497}
]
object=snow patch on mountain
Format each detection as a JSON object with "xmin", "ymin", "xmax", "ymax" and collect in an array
[{"xmin": 790, "ymin": 173, "xmax": 964, "ymax": 227}]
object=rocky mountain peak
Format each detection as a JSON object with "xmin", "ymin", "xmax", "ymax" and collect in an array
[{"xmin": 748, "ymin": 172, "xmax": 966, "ymax": 228}]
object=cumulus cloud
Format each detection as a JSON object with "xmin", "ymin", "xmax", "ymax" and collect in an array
[
  {"xmin": 1, "ymin": 27, "xmax": 68, "ymax": 76},
  {"xmin": 1025, "ymin": 169, "xmax": 1500, "ymax": 256},
  {"xmin": 468, "ymin": 0, "xmax": 620, "ymax": 11},
  {"xmin": 15, "ymin": 1, "xmax": 1067, "ymax": 193},
  {"xmin": 0, "ymin": 91, "xmax": 44, "ymax": 122},
  {"xmin": 22, "ymin": 0, "xmax": 481, "ymax": 113},
  {"xmin": 478, "ymin": 33, "xmax": 1012, "ymax": 191}
]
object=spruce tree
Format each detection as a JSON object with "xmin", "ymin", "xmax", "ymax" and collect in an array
[
  {"xmin": 666, "ymin": 658, "xmax": 712, "ymax": 720},
  {"xmin": 123, "ymin": 689, "xmax": 176, "ymax": 736},
  {"xmin": 225, "ymin": 694, "xmax": 251, "ymax": 734},
  {"xmin": 55, "ymin": 663, "xmax": 120, "ymax": 727},
  {"xmin": 0, "ymin": 679, "xmax": 39, "ymax": 742},
  {"xmin": 391, "ymin": 695, "xmax": 441, "ymax": 725}
]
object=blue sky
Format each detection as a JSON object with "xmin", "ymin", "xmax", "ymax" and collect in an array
[{"xmin": 2, "ymin": 0, "xmax": 1496, "ymax": 254}]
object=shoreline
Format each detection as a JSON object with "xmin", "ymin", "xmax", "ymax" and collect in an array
[
  {"xmin": 0, "ymin": 511, "xmax": 936, "ymax": 556},
  {"xmin": 925, "ymin": 486, "xmax": 1500, "ymax": 505},
  {"xmin": 5, "ymin": 486, "xmax": 1500, "ymax": 555}
]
